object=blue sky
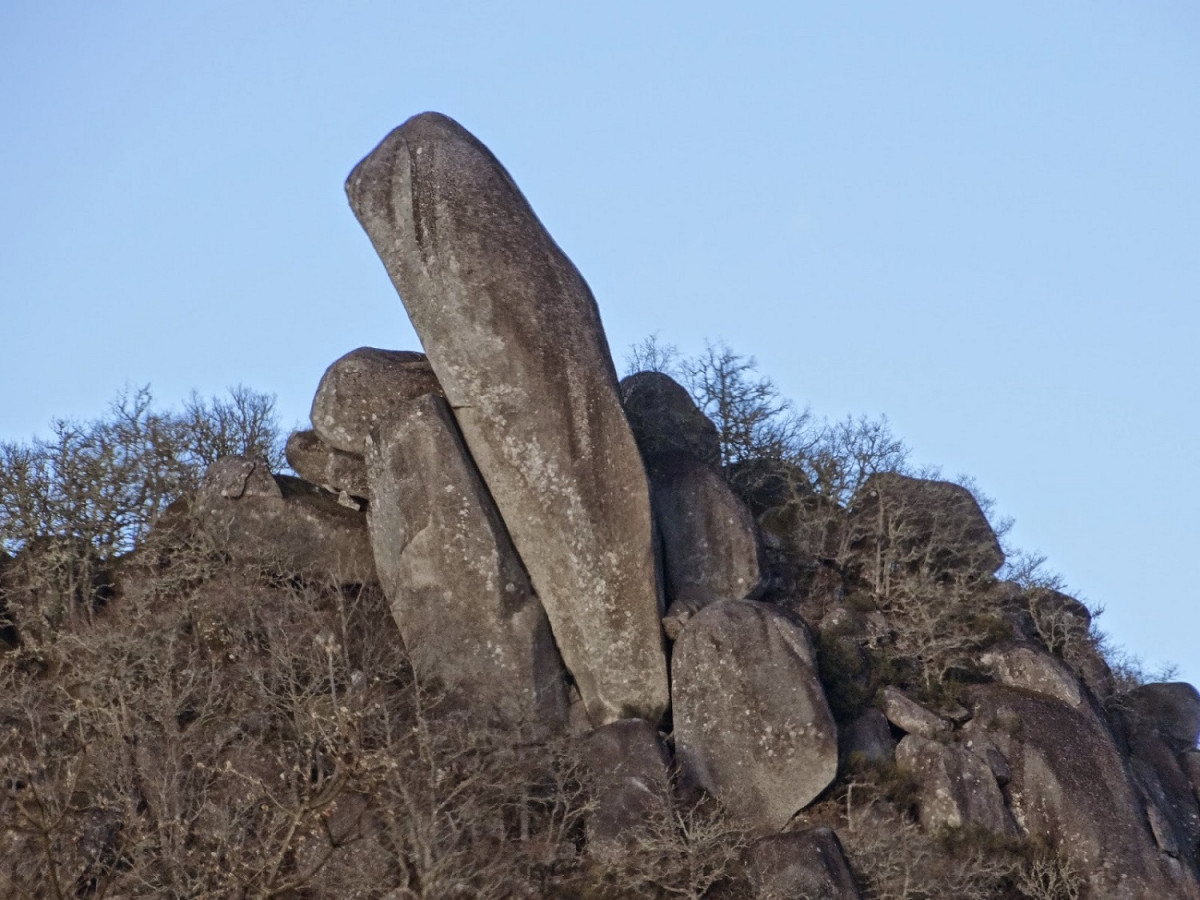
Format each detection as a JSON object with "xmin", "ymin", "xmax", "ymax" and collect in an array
[{"xmin": 3, "ymin": 2, "xmax": 1197, "ymax": 687}]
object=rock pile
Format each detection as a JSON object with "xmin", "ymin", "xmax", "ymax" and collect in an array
[{"xmin": 179, "ymin": 112, "xmax": 1198, "ymax": 897}]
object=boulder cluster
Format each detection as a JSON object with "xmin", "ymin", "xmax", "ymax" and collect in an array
[{"xmin": 186, "ymin": 112, "xmax": 1200, "ymax": 898}]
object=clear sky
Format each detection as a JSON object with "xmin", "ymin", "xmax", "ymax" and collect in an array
[{"xmin": 3, "ymin": 2, "xmax": 1197, "ymax": 687}]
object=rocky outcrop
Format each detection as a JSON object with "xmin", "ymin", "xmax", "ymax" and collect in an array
[
  {"xmin": 1119, "ymin": 683, "xmax": 1200, "ymax": 873},
  {"xmin": 619, "ymin": 370, "xmax": 720, "ymax": 468},
  {"xmin": 848, "ymin": 473, "xmax": 1004, "ymax": 583},
  {"xmin": 971, "ymin": 684, "xmax": 1197, "ymax": 899},
  {"xmin": 1128, "ymin": 728, "xmax": 1200, "ymax": 868},
  {"xmin": 364, "ymin": 395, "xmax": 568, "ymax": 730},
  {"xmin": 758, "ymin": 493, "xmax": 848, "ymax": 564},
  {"xmin": 879, "ymin": 687, "xmax": 951, "ymax": 739},
  {"xmin": 672, "ymin": 599, "xmax": 837, "ymax": 834},
  {"xmin": 979, "ymin": 642, "xmax": 1084, "ymax": 708},
  {"xmin": 347, "ymin": 112, "xmax": 668, "ymax": 725},
  {"xmin": 285, "ymin": 429, "xmax": 369, "ymax": 499},
  {"xmin": 650, "ymin": 454, "xmax": 762, "ymax": 638},
  {"xmin": 192, "ymin": 456, "xmax": 376, "ymax": 584},
  {"xmin": 310, "ymin": 347, "xmax": 442, "ymax": 454},
  {"xmin": 1126, "ymin": 682, "xmax": 1200, "ymax": 752},
  {"xmin": 896, "ymin": 734, "xmax": 1017, "ymax": 836}
]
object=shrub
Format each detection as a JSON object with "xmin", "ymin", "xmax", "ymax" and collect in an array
[{"xmin": 0, "ymin": 385, "xmax": 284, "ymax": 561}]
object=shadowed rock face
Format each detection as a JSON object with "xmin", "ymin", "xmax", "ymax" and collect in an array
[
  {"xmin": 739, "ymin": 828, "xmax": 862, "ymax": 900},
  {"xmin": 346, "ymin": 112, "xmax": 668, "ymax": 725},
  {"xmin": 285, "ymin": 430, "xmax": 368, "ymax": 499},
  {"xmin": 192, "ymin": 456, "xmax": 376, "ymax": 584},
  {"xmin": 672, "ymin": 599, "xmax": 837, "ymax": 834},
  {"xmin": 619, "ymin": 370, "xmax": 721, "ymax": 469},
  {"xmin": 364, "ymin": 395, "xmax": 568, "ymax": 731},
  {"xmin": 1126, "ymin": 682, "xmax": 1200, "ymax": 753},
  {"xmin": 972, "ymin": 684, "xmax": 1199, "ymax": 899},
  {"xmin": 896, "ymin": 734, "xmax": 1017, "ymax": 836},
  {"xmin": 650, "ymin": 453, "xmax": 762, "ymax": 637},
  {"xmin": 848, "ymin": 473, "xmax": 1004, "ymax": 582},
  {"xmin": 583, "ymin": 719, "xmax": 671, "ymax": 859}
]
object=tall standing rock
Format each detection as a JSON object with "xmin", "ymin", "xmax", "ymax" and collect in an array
[
  {"xmin": 364, "ymin": 395, "xmax": 569, "ymax": 730},
  {"xmin": 347, "ymin": 112, "xmax": 668, "ymax": 725}
]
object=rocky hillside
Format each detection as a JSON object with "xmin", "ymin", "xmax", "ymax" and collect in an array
[{"xmin": 2, "ymin": 112, "xmax": 1198, "ymax": 899}]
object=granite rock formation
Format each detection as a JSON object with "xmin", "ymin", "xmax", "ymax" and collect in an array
[
  {"xmin": 649, "ymin": 453, "xmax": 762, "ymax": 638},
  {"xmin": 619, "ymin": 370, "xmax": 721, "ymax": 469},
  {"xmin": 9, "ymin": 110, "xmax": 1200, "ymax": 899},
  {"xmin": 310, "ymin": 347, "xmax": 442, "ymax": 454},
  {"xmin": 364, "ymin": 394, "xmax": 568, "ymax": 729},
  {"xmin": 672, "ymin": 599, "xmax": 838, "ymax": 834},
  {"xmin": 191, "ymin": 455, "xmax": 376, "ymax": 584},
  {"xmin": 347, "ymin": 112, "xmax": 668, "ymax": 726}
]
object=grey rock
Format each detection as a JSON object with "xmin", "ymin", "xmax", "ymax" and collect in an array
[
  {"xmin": 347, "ymin": 112, "xmax": 668, "ymax": 725},
  {"xmin": 1127, "ymin": 728, "xmax": 1200, "ymax": 870},
  {"xmin": 583, "ymin": 719, "xmax": 671, "ymax": 859},
  {"xmin": 839, "ymin": 709, "xmax": 896, "ymax": 766},
  {"xmin": 880, "ymin": 687, "xmax": 951, "ymax": 739},
  {"xmin": 364, "ymin": 395, "xmax": 568, "ymax": 730},
  {"xmin": 310, "ymin": 347, "xmax": 442, "ymax": 454},
  {"xmin": 896, "ymin": 734, "xmax": 1017, "ymax": 836},
  {"xmin": 972, "ymin": 684, "xmax": 1197, "ymax": 899},
  {"xmin": 619, "ymin": 370, "xmax": 720, "ymax": 468},
  {"xmin": 285, "ymin": 429, "xmax": 369, "ymax": 499},
  {"xmin": 203, "ymin": 455, "xmax": 281, "ymax": 500},
  {"xmin": 848, "ymin": 473, "xmax": 1004, "ymax": 584},
  {"xmin": 193, "ymin": 456, "xmax": 376, "ymax": 584},
  {"xmin": 742, "ymin": 827, "xmax": 862, "ymax": 899},
  {"xmin": 1126, "ymin": 682, "xmax": 1200, "ymax": 752},
  {"xmin": 979, "ymin": 642, "xmax": 1084, "ymax": 708},
  {"xmin": 959, "ymin": 723, "xmax": 1013, "ymax": 786},
  {"xmin": 1184, "ymin": 750, "xmax": 1200, "ymax": 804},
  {"xmin": 650, "ymin": 454, "xmax": 762, "ymax": 627},
  {"xmin": 673, "ymin": 599, "xmax": 837, "ymax": 834}
]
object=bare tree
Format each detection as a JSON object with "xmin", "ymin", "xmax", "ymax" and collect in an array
[{"xmin": 0, "ymin": 384, "xmax": 284, "ymax": 560}]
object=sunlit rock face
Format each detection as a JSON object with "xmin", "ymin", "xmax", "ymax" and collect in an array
[
  {"xmin": 671, "ymin": 599, "xmax": 837, "ymax": 834},
  {"xmin": 346, "ymin": 112, "xmax": 668, "ymax": 726},
  {"xmin": 310, "ymin": 347, "xmax": 442, "ymax": 454}
]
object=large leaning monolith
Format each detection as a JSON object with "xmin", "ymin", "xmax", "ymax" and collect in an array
[{"xmin": 346, "ymin": 112, "xmax": 669, "ymax": 725}]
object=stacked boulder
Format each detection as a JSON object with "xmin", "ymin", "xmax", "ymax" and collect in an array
[
  {"xmin": 339, "ymin": 113, "xmax": 840, "ymax": 854},
  {"xmin": 180, "ymin": 112, "xmax": 1199, "ymax": 896},
  {"xmin": 347, "ymin": 112, "xmax": 669, "ymax": 727}
]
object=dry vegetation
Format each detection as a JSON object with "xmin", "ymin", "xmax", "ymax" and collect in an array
[{"xmin": 0, "ymin": 356, "xmax": 1121, "ymax": 898}]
